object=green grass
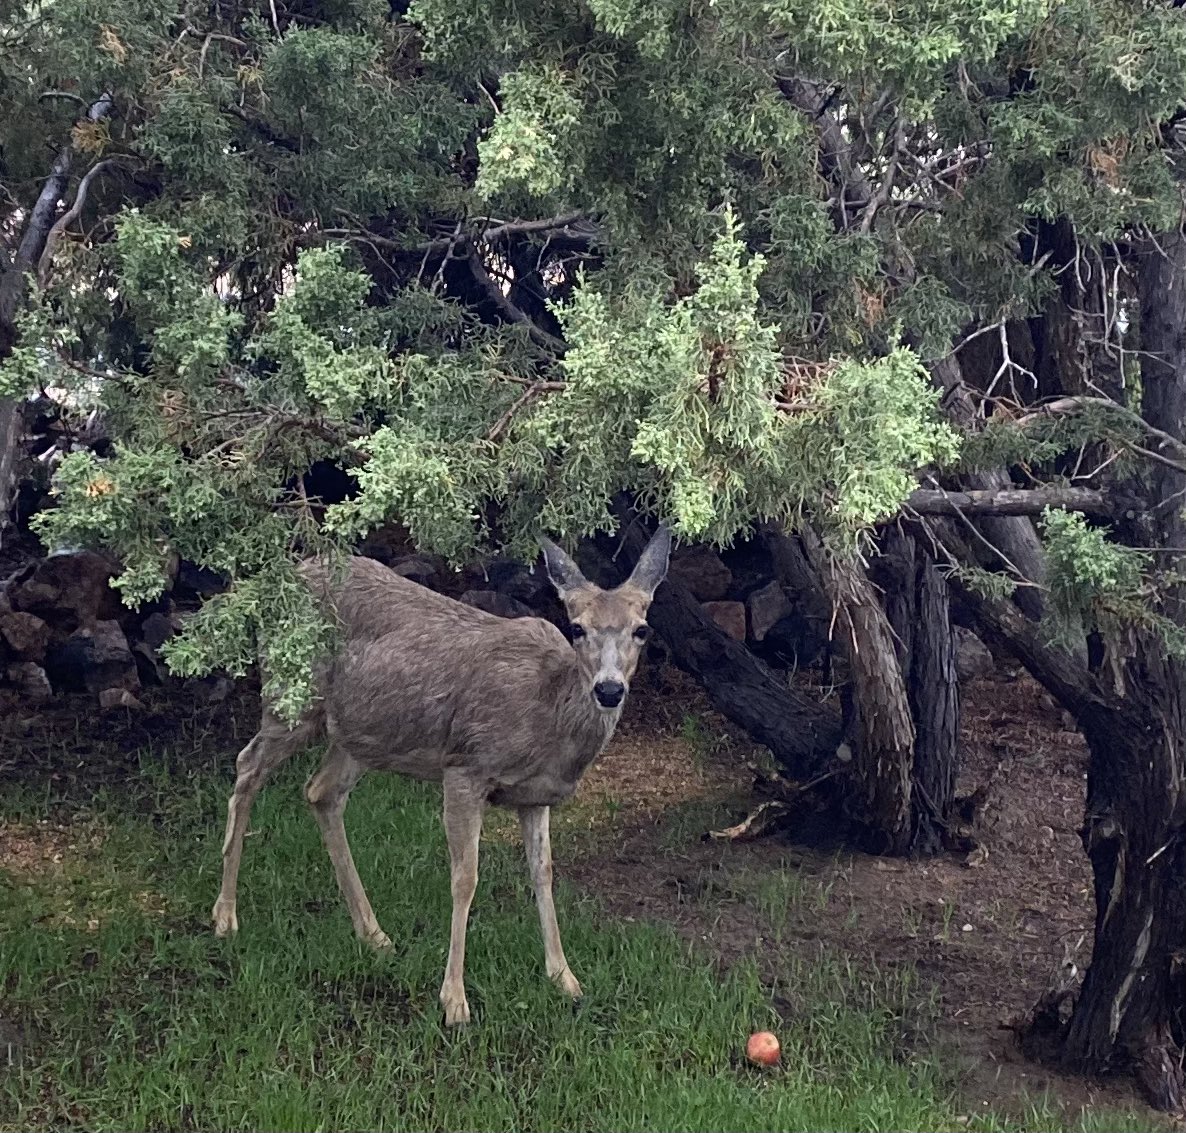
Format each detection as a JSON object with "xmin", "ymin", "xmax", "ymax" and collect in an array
[{"xmin": 0, "ymin": 751, "xmax": 1157, "ymax": 1132}]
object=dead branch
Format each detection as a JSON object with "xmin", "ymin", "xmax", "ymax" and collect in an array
[
  {"xmin": 905, "ymin": 486, "xmax": 1114, "ymax": 519},
  {"xmin": 485, "ymin": 382, "xmax": 545, "ymax": 443},
  {"xmin": 859, "ymin": 117, "xmax": 907, "ymax": 233},
  {"xmin": 36, "ymin": 159, "xmax": 120, "ymax": 287}
]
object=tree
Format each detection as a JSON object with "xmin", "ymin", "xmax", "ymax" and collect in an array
[{"xmin": 4, "ymin": 0, "xmax": 1186, "ymax": 1103}]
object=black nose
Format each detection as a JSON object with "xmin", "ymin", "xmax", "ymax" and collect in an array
[{"xmin": 593, "ymin": 680, "xmax": 625, "ymax": 708}]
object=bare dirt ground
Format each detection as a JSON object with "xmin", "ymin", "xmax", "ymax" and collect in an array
[
  {"xmin": 564, "ymin": 665, "xmax": 1161, "ymax": 1126},
  {"xmin": 0, "ymin": 655, "xmax": 1164, "ymax": 1126}
]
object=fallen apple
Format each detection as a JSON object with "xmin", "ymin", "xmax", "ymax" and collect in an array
[{"xmin": 745, "ymin": 1030, "xmax": 780, "ymax": 1067}]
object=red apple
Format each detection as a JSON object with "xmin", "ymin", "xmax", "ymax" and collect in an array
[{"xmin": 745, "ymin": 1030, "xmax": 780, "ymax": 1067}]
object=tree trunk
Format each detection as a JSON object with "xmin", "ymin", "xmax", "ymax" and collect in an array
[
  {"xmin": 880, "ymin": 529, "xmax": 960, "ymax": 854},
  {"xmin": 0, "ymin": 93, "xmax": 113, "ymax": 543},
  {"xmin": 1064, "ymin": 662, "xmax": 1186, "ymax": 1108},
  {"xmin": 1056, "ymin": 229, "xmax": 1186, "ymax": 1108},
  {"xmin": 954, "ymin": 229, "xmax": 1186, "ymax": 1108},
  {"xmin": 800, "ymin": 528, "xmax": 916, "ymax": 855}
]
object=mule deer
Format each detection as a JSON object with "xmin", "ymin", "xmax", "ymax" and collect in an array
[{"xmin": 211, "ymin": 526, "xmax": 671, "ymax": 1025}]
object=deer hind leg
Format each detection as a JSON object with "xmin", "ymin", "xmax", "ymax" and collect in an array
[
  {"xmin": 439, "ymin": 772, "xmax": 485, "ymax": 1026},
  {"xmin": 304, "ymin": 745, "xmax": 390, "ymax": 950},
  {"xmin": 213, "ymin": 710, "xmax": 315, "ymax": 937},
  {"xmin": 518, "ymin": 806, "xmax": 582, "ymax": 1001}
]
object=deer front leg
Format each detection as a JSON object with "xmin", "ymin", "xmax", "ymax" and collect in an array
[
  {"xmin": 440, "ymin": 774, "xmax": 485, "ymax": 1026},
  {"xmin": 213, "ymin": 714, "xmax": 311, "ymax": 937},
  {"xmin": 519, "ymin": 806, "xmax": 582, "ymax": 1001},
  {"xmin": 306, "ymin": 745, "xmax": 391, "ymax": 950}
]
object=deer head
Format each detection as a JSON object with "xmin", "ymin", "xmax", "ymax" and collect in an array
[{"xmin": 540, "ymin": 526, "xmax": 672, "ymax": 711}]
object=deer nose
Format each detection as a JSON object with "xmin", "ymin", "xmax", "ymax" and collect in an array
[{"xmin": 593, "ymin": 680, "xmax": 625, "ymax": 708}]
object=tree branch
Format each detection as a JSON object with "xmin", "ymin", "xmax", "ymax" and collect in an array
[
  {"xmin": 949, "ymin": 567, "xmax": 1100, "ymax": 718},
  {"xmin": 464, "ymin": 240, "xmax": 567, "ymax": 354},
  {"xmin": 36, "ymin": 159, "xmax": 119, "ymax": 287},
  {"xmin": 485, "ymin": 382, "xmax": 545, "ymax": 443},
  {"xmin": 1, "ymin": 94, "xmax": 113, "ymax": 324},
  {"xmin": 1016, "ymin": 395, "xmax": 1186, "ymax": 470},
  {"xmin": 905, "ymin": 486, "xmax": 1115, "ymax": 519},
  {"xmin": 412, "ymin": 212, "xmax": 594, "ymax": 255},
  {"xmin": 859, "ymin": 117, "xmax": 907, "ymax": 233}
]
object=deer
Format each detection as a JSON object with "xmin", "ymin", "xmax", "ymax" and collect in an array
[{"xmin": 210, "ymin": 525, "xmax": 671, "ymax": 1026}]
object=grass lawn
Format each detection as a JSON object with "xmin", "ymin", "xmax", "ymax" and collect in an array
[{"xmin": 0, "ymin": 745, "xmax": 1158, "ymax": 1132}]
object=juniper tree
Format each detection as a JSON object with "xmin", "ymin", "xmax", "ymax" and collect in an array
[{"xmin": 3, "ymin": 0, "xmax": 1186, "ymax": 1104}]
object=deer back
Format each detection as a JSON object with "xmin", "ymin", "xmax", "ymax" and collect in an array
[{"xmin": 298, "ymin": 556, "xmax": 608, "ymax": 800}]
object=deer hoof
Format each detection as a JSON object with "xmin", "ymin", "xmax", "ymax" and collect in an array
[
  {"xmin": 366, "ymin": 929, "xmax": 394, "ymax": 952},
  {"xmin": 553, "ymin": 968, "xmax": 583, "ymax": 1001},
  {"xmin": 212, "ymin": 901, "xmax": 238, "ymax": 937},
  {"xmin": 440, "ymin": 985, "xmax": 471, "ymax": 1026}
]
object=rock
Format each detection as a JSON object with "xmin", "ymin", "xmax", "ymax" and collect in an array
[
  {"xmin": 0, "ymin": 611, "xmax": 50, "ymax": 662},
  {"xmin": 44, "ymin": 621, "xmax": 139, "ymax": 694},
  {"xmin": 459, "ymin": 590, "xmax": 536, "ymax": 620},
  {"xmin": 954, "ymin": 626, "xmax": 995, "ymax": 681},
  {"xmin": 188, "ymin": 674, "xmax": 232, "ymax": 704},
  {"xmin": 139, "ymin": 610, "xmax": 177, "ymax": 651},
  {"xmin": 390, "ymin": 554, "xmax": 447, "ymax": 590},
  {"xmin": 7, "ymin": 550, "xmax": 121, "ymax": 631},
  {"xmin": 719, "ymin": 537, "xmax": 775, "ymax": 599},
  {"xmin": 175, "ymin": 560, "xmax": 228, "ymax": 600},
  {"xmin": 464, "ymin": 558, "xmax": 552, "ymax": 609},
  {"xmin": 760, "ymin": 611, "xmax": 829, "ymax": 669},
  {"xmin": 669, "ymin": 546, "xmax": 732, "ymax": 601},
  {"xmin": 747, "ymin": 580, "xmax": 793, "ymax": 643},
  {"xmin": 7, "ymin": 661, "xmax": 52, "ymax": 705},
  {"xmin": 99, "ymin": 687, "xmax": 143, "ymax": 711},
  {"xmin": 357, "ymin": 523, "xmax": 416, "ymax": 567},
  {"xmin": 703, "ymin": 600, "xmax": 747, "ymax": 642},
  {"xmin": 132, "ymin": 641, "xmax": 165, "ymax": 686}
]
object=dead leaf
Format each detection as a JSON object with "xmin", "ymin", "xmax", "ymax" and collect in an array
[
  {"xmin": 964, "ymin": 844, "xmax": 990, "ymax": 869},
  {"xmin": 99, "ymin": 25, "xmax": 128, "ymax": 64}
]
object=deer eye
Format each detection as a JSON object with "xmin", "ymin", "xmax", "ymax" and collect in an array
[
  {"xmin": 570, "ymin": 624, "xmax": 586, "ymax": 640},
  {"xmin": 633, "ymin": 625, "xmax": 651, "ymax": 642}
]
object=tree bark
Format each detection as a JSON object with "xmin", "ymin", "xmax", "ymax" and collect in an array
[
  {"xmin": 1065, "ymin": 673, "xmax": 1186, "ymax": 1108},
  {"xmin": 1055, "ymin": 230, "xmax": 1186, "ymax": 1109},
  {"xmin": 800, "ymin": 528, "xmax": 916, "ymax": 855},
  {"xmin": 880, "ymin": 529, "xmax": 960, "ymax": 854},
  {"xmin": 905, "ymin": 486, "xmax": 1113, "ymax": 519}
]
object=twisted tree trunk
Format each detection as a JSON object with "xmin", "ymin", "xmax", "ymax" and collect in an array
[
  {"xmin": 880, "ymin": 528, "xmax": 960, "ymax": 854},
  {"xmin": 960, "ymin": 228, "xmax": 1186, "ymax": 1105},
  {"xmin": 800, "ymin": 528, "xmax": 916, "ymax": 855}
]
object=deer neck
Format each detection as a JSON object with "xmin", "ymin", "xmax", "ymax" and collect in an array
[{"xmin": 553, "ymin": 660, "xmax": 621, "ymax": 768}]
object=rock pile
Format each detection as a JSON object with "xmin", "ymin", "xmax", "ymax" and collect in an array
[{"xmin": 0, "ymin": 525, "xmax": 998, "ymax": 714}]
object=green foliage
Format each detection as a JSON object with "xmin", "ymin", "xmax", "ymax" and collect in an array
[
  {"xmin": 788, "ymin": 350, "xmax": 961, "ymax": 536},
  {"xmin": 3, "ymin": 0, "xmax": 1184, "ymax": 715},
  {"xmin": 161, "ymin": 562, "xmax": 340, "ymax": 724},
  {"xmin": 1042, "ymin": 510, "xmax": 1186, "ymax": 658},
  {"xmin": 477, "ymin": 66, "xmax": 585, "ymax": 199},
  {"xmin": 951, "ymin": 563, "xmax": 1019, "ymax": 603}
]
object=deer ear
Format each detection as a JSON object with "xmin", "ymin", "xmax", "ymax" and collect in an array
[
  {"xmin": 627, "ymin": 523, "xmax": 671, "ymax": 600},
  {"xmin": 540, "ymin": 536, "xmax": 589, "ymax": 599}
]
